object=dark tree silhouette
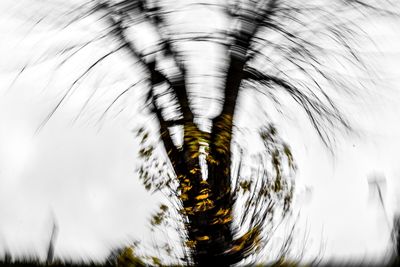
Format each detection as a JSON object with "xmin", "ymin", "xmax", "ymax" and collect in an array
[{"xmin": 7, "ymin": 0, "xmax": 398, "ymax": 266}]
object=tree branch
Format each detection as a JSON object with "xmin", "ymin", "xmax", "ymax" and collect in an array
[
  {"xmin": 243, "ymin": 66, "xmax": 350, "ymax": 145},
  {"xmin": 148, "ymin": 83, "xmax": 181, "ymax": 169},
  {"xmin": 95, "ymin": 3, "xmax": 185, "ymax": 167},
  {"xmin": 208, "ymin": 0, "xmax": 279, "ymax": 191}
]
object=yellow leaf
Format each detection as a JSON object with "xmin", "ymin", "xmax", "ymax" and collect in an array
[
  {"xmin": 190, "ymin": 168, "xmax": 199, "ymax": 174},
  {"xmin": 222, "ymin": 216, "xmax": 233, "ymax": 224},
  {"xmin": 196, "ymin": 235, "xmax": 210, "ymax": 241},
  {"xmin": 216, "ymin": 208, "xmax": 230, "ymax": 216},
  {"xmin": 185, "ymin": 240, "xmax": 197, "ymax": 248},
  {"xmin": 195, "ymin": 193, "xmax": 209, "ymax": 200},
  {"xmin": 182, "ymin": 185, "xmax": 192, "ymax": 192},
  {"xmin": 191, "ymin": 152, "xmax": 200, "ymax": 159}
]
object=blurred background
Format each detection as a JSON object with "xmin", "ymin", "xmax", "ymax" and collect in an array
[{"xmin": 0, "ymin": 0, "xmax": 400, "ymax": 264}]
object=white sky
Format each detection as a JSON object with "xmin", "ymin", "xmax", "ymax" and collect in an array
[{"xmin": 0, "ymin": 0, "xmax": 400, "ymax": 264}]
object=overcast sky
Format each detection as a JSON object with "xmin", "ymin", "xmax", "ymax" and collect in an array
[{"xmin": 0, "ymin": 0, "xmax": 400, "ymax": 264}]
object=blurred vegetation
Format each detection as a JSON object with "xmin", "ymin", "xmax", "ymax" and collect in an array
[{"xmin": 2, "ymin": 0, "xmax": 399, "ymax": 265}]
